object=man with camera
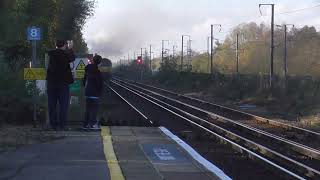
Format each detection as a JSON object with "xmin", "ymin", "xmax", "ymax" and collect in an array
[{"xmin": 46, "ymin": 40, "xmax": 75, "ymax": 130}]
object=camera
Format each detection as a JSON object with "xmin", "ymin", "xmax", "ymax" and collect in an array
[{"xmin": 67, "ymin": 40, "xmax": 73, "ymax": 49}]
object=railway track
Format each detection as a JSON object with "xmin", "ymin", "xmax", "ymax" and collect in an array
[
  {"xmin": 113, "ymin": 77, "xmax": 320, "ymax": 151},
  {"xmin": 110, "ymin": 77, "xmax": 320, "ymax": 179},
  {"xmin": 113, "ymin": 77, "xmax": 320, "ymax": 148}
]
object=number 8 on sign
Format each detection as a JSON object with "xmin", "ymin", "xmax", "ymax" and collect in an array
[
  {"xmin": 31, "ymin": 29, "xmax": 38, "ymax": 37},
  {"xmin": 27, "ymin": 27, "xmax": 41, "ymax": 41}
]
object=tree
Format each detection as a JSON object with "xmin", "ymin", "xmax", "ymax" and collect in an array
[
  {"xmin": 188, "ymin": 22, "xmax": 320, "ymax": 78},
  {"xmin": 0, "ymin": 0, "xmax": 96, "ymax": 124}
]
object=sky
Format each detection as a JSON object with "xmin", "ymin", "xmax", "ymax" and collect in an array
[{"xmin": 83, "ymin": 0, "xmax": 320, "ymax": 61}]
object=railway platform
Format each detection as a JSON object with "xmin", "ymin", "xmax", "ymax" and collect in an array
[
  {"xmin": 0, "ymin": 126, "xmax": 230, "ymax": 180},
  {"xmin": 0, "ymin": 130, "xmax": 109, "ymax": 180}
]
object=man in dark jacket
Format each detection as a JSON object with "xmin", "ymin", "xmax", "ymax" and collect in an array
[
  {"xmin": 47, "ymin": 40, "xmax": 75, "ymax": 130},
  {"xmin": 82, "ymin": 55, "xmax": 103, "ymax": 130}
]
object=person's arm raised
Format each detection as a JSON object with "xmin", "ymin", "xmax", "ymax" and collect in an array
[{"xmin": 66, "ymin": 48, "xmax": 75, "ymax": 63}]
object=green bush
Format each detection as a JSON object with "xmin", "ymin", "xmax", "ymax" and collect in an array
[{"xmin": 0, "ymin": 58, "xmax": 35, "ymax": 125}]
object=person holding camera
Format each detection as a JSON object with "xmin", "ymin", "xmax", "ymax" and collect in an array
[{"xmin": 46, "ymin": 40, "xmax": 75, "ymax": 130}]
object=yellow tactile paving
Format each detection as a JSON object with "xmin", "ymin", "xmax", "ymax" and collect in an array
[{"xmin": 101, "ymin": 127, "xmax": 125, "ymax": 180}]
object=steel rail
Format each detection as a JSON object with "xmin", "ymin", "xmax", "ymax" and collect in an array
[
  {"xmin": 112, "ymin": 81, "xmax": 308, "ymax": 179},
  {"xmin": 114, "ymin": 77, "xmax": 320, "ymax": 138},
  {"xmin": 106, "ymin": 82, "xmax": 152, "ymax": 124},
  {"xmin": 113, "ymin": 78, "xmax": 320, "ymax": 158},
  {"xmin": 111, "ymin": 82, "xmax": 320, "ymax": 179}
]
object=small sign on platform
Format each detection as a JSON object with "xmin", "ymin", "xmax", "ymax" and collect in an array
[
  {"xmin": 24, "ymin": 68, "xmax": 46, "ymax": 80},
  {"xmin": 142, "ymin": 144, "xmax": 187, "ymax": 163}
]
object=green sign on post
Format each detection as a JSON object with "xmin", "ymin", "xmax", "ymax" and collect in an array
[{"xmin": 70, "ymin": 80, "xmax": 81, "ymax": 94}]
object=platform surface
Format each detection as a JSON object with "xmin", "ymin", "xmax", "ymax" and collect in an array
[
  {"xmin": 109, "ymin": 126, "xmax": 221, "ymax": 180},
  {"xmin": 0, "ymin": 131, "xmax": 110, "ymax": 180},
  {"xmin": 0, "ymin": 127, "xmax": 227, "ymax": 180}
]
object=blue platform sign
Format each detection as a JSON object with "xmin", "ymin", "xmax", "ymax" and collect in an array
[
  {"xmin": 27, "ymin": 26, "xmax": 41, "ymax": 41},
  {"xmin": 142, "ymin": 144, "xmax": 187, "ymax": 163}
]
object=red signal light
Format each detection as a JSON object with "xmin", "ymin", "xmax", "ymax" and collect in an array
[{"xmin": 137, "ymin": 56, "xmax": 142, "ymax": 64}]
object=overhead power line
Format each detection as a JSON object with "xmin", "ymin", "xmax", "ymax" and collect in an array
[{"xmin": 279, "ymin": 4, "xmax": 320, "ymax": 14}]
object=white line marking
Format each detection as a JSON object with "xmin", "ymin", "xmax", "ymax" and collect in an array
[{"xmin": 159, "ymin": 126, "xmax": 232, "ymax": 180}]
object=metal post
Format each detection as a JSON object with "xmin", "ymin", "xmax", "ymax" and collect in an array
[
  {"xmin": 208, "ymin": 24, "xmax": 221, "ymax": 75},
  {"xmin": 45, "ymin": 53, "xmax": 50, "ymax": 127},
  {"xmin": 144, "ymin": 48, "xmax": 147, "ymax": 61},
  {"xmin": 210, "ymin": 25, "xmax": 213, "ymax": 75},
  {"xmin": 32, "ymin": 40, "xmax": 37, "ymax": 127},
  {"xmin": 271, "ymin": 4, "xmax": 274, "ymax": 89},
  {"xmin": 150, "ymin": 45, "xmax": 152, "ymax": 71},
  {"xmin": 259, "ymin": 4, "xmax": 275, "ymax": 89},
  {"xmin": 32, "ymin": 41, "xmax": 37, "ymax": 67},
  {"xmin": 162, "ymin": 41, "xmax": 164, "ymax": 63},
  {"xmin": 172, "ymin": 45, "xmax": 175, "ymax": 59},
  {"xmin": 181, "ymin": 36, "xmax": 183, "ymax": 71},
  {"xmin": 140, "ymin": 66, "xmax": 143, "ymax": 80},
  {"xmin": 188, "ymin": 40, "xmax": 192, "ymax": 71},
  {"xmin": 236, "ymin": 33, "xmax": 239, "ymax": 74},
  {"xmin": 140, "ymin": 48, "xmax": 143, "ymax": 80},
  {"xmin": 128, "ymin": 53, "xmax": 129, "ymax": 65},
  {"xmin": 207, "ymin": 37, "xmax": 210, "ymax": 73},
  {"xmin": 284, "ymin": 25, "xmax": 287, "ymax": 79}
]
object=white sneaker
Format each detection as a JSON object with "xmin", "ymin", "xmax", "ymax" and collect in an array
[
  {"xmin": 82, "ymin": 125, "xmax": 90, "ymax": 130},
  {"xmin": 90, "ymin": 124, "xmax": 101, "ymax": 130}
]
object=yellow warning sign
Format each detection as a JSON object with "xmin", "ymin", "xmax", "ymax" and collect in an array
[
  {"xmin": 76, "ymin": 60, "xmax": 86, "ymax": 70},
  {"xmin": 24, "ymin": 68, "xmax": 46, "ymax": 80},
  {"xmin": 75, "ymin": 70, "xmax": 85, "ymax": 79}
]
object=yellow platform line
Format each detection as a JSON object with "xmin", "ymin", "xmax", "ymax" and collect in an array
[{"xmin": 101, "ymin": 127, "xmax": 125, "ymax": 180}]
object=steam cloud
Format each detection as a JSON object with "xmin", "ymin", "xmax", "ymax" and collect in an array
[
  {"xmin": 83, "ymin": 0, "xmax": 320, "ymax": 60},
  {"xmin": 84, "ymin": 1, "xmax": 204, "ymax": 59}
]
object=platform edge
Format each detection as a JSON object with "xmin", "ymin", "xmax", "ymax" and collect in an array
[{"xmin": 159, "ymin": 126, "xmax": 232, "ymax": 180}]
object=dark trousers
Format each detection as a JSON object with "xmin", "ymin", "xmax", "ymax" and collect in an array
[
  {"xmin": 84, "ymin": 98, "xmax": 99, "ymax": 127},
  {"xmin": 47, "ymin": 84, "xmax": 70, "ymax": 129}
]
